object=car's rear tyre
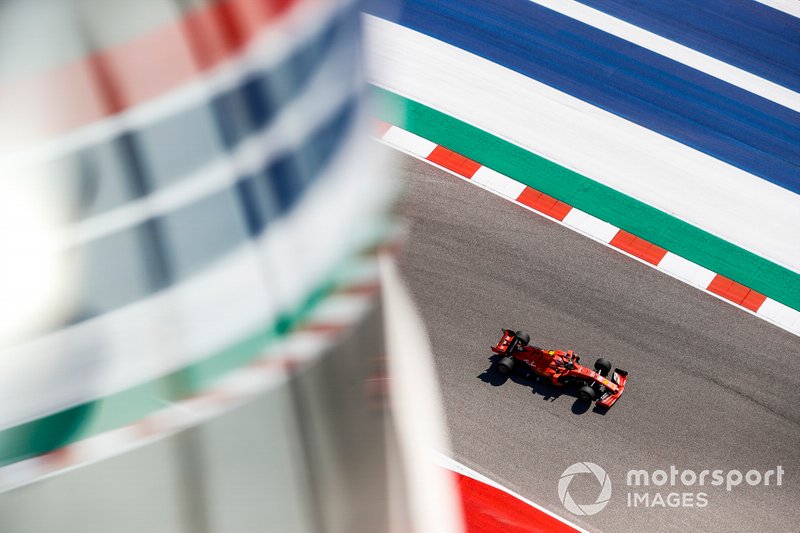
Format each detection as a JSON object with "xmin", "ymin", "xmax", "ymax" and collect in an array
[
  {"xmin": 594, "ymin": 358, "xmax": 612, "ymax": 376},
  {"xmin": 497, "ymin": 357, "xmax": 515, "ymax": 374},
  {"xmin": 514, "ymin": 331, "xmax": 531, "ymax": 346},
  {"xmin": 577, "ymin": 385, "xmax": 596, "ymax": 402}
]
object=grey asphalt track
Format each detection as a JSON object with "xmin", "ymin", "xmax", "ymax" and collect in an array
[{"xmin": 392, "ymin": 149, "xmax": 800, "ymax": 533}]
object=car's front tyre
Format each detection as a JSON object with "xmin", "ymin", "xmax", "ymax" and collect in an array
[
  {"xmin": 594, "ymin": 358, "xmax": 612, "ymax": 376},
  {"xmin": 577, "ymin": 384, "xmax": 596, "ymax": 402}
]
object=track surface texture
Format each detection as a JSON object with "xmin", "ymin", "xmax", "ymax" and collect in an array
[{"xmin": 393, "ymin": 150, "xmax": 800, "ymax": 533}]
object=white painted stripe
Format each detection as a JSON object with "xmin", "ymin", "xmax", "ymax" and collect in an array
[
  {"xmin": 382, "ymin": 126, "xmax": 437, "ymax": 158},
  {"xmin": 307, "ymin": 293, "xmax": 374, "ymax": 324},
  {"xmin": 73, "ymin": 426, "xmax": 143, "ymax": 465},
  {"xmin": 364, "ymin": 16, "xmax": 800, "ymax": 275},
  {"xmin": 562, "ymin": 209, "xmax": 619, "ymax": 243},
  {"xmin": 657, "ymin": 252, "xmax": 717, "ymax": 288},
  {"xmin": 757, "ymin": 298, "xmax": 800, "ymax": 332},
  {"xmin": 334, "ymin": 255, "xmax": 381, "ymax": 285},
  {"xmin": 753, "ymin": 0, "xmax": 800, "ymax": 18},
  {"xmin": 275, "ymin": 333, "xmax": 335, "ymax": 361},
  {"xmin": 434, "ymin": 452, "xmax": 588, "ymax": 533},
  {"xmin": 530, "ymin": 0, "xmax": 800, "ymax": 113},
  {"xmin": 471, "ymin": 166, "xmax": 527, "ymax": 199}
]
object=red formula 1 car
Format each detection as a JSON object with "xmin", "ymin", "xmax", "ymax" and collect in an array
[{"xmin": 491, "ymin": 329, "xmax": 628, "ymax": 408}]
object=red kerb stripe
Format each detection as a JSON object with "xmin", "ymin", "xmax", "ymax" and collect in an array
[
  {"xmin": 454, "ymin": 471, "xmax": 579, "ymax": 533},
  {"xmin": 707, "ymin": 274, "xmax": 767, "ymax": 311},
  {"xmin": 517, "ymin": 186, "xmax": 572, "ymax": 221},
  {"xmin": 609, "ymin": 229, "xmax": 668, "ymax": 265},
  {"xmin": 427, "ymin": 145, "xmax": 482, "ymax": 178}
]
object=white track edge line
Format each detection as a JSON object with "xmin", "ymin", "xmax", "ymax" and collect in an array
[
  {"xmin": 529, "ymin": 0, "xmax": 800, "ymax": 113},
  {"xmin": 753, "ymin": 0, "xmax": 800, "ymax": 18}
]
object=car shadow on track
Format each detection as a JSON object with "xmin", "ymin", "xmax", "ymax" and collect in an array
[{"xmin": 478, "ymin": 355, "xmax": 608, "ymax": 415}]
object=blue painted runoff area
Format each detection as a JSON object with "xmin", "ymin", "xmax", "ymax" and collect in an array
[{"xmin": 364, "ymin": 0, "xmax": 800, "ymax": 196}]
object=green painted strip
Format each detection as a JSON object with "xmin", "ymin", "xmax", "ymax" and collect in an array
[{"xmin": 370, "ymin": 86, "xmax": 800, "ymax": 312}]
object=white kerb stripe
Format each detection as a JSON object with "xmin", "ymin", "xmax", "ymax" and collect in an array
[
  {"xmin": 382, "ymin": 126, "xmax": 437, "ymax": 158},
  {"xmin": 562, "ymin": 209, "xmax": 619, "ymax": 243},
  {"xmin": 757, "ymin": 298, "xmax": 800, "ymax": 332},
  {"xmin": 471, "ymin": 166, "xmax": 527, "ymax": 199},
  {"xmin": 753, "ymin": 0, "xmax": 800, "ymax": 18},
  {"xmin": 657, "ymin": 252, "xmax": 717, "ymax": 288},
  {"xmin": 529, "ymin": 0, "xmax": 800, "ymax": 113}
]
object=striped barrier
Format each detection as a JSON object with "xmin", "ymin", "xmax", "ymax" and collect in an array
[
  {"xmin": 0, "ymin": 245, "xmax": 387, "ymax": 493},
  {"xmin": 0, "ymin": 0, "xmax": 385, "ymax": 463}
]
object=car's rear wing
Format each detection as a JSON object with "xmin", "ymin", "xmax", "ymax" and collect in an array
[{"xmin": 490, "ymin": 328, "xmax": 518, "ymax": 355}]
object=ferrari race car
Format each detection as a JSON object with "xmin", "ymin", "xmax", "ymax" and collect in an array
[{"xmin": 491, "ymin": 329, "xmax": 628, "ymax": 408}]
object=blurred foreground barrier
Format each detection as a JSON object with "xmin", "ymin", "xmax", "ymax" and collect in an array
[{"xmin": 0, "ymin": 0, "xmax": 439, "ymax": 531}]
